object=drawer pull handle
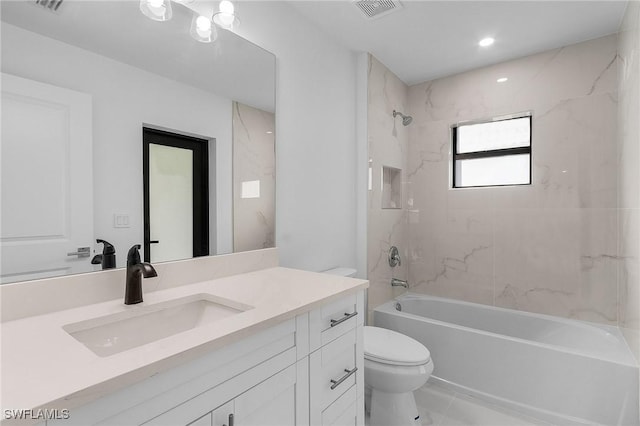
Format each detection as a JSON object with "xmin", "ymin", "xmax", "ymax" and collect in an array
[
  {"xmin": 330, "ymin": 367, "xmax": 358, "ymax": 390},
  {"xmin": 330, "ymin": 311, "xmax": 357, "ymax": 327}
]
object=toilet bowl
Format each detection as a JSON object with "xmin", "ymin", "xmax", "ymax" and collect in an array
[{"xmin": 364, "ymin": 326, "xmax": 433, "ymax": 426}]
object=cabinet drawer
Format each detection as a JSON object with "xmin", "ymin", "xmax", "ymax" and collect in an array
[
  {"xmin": 311, "ymin": 328, "xmax": 358, "ymax": 411},
  {"xmin": 321, "ymin": 386, "xmax": 357, "ymax": 426},
  {"xmin": 310, "ymin": 293, "xmax": 362, "ymax": 350},
  {"xmin": 320, "ymin": 294, "xmax": 358, "ymax": 332}
]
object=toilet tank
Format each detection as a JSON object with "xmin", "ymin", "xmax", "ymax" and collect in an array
[{"xmin": 323, "ymin": 267, "xmax": 357, "ymax": 278}]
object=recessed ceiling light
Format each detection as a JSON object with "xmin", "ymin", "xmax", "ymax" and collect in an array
[
  {"xmin": 497, "ymin": 77, "xmax": 508, "ymax": 83},
  {"xmin": 266, "ymin": 131, "xmax": 273, "ymax": 134},
  {"xmin": 479, "ymin": 37, "xmax": 495, "ymax": 47}
]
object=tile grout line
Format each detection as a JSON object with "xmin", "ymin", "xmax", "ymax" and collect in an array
[{"xmin": 435, "ymin": 390, "xmax": 458, "ymax": 426}]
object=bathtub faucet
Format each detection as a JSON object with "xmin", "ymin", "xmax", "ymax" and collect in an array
[{"xmin": 391, "ymin": 278, "xmax": 409, "ymax": 289}]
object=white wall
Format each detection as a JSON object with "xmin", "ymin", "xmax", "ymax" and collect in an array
[
  {"xmin": 235, "ymin": 2, "xmax": 359, "ymax": 273},
  {"xmin": 1, "ymin": 24, "xmax": 234, "ymax": 266}
]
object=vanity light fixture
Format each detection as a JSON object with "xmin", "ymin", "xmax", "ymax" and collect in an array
[
  {"xmin": 139, "ymin": 0, "xmax": 172, "ymax": 22},
  {"xmin": 497, "ymin": 77, "xmax": 508, "ymax": 83},
  {"xmin": 213, "ymin": 0, "xmax": 240, "ymax": 30},
  {"xmin": 478, "ymin": 37, "xmax": 495, "ymax": 47},
  {"xmin": 140, "ymin": 0, "xmax": 239, "ymax": 42},
  {"xmin": 190, "ymin": 14, "xmax": 217, "ymax": 43}
]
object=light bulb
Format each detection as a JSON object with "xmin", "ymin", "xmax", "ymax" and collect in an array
[
  {"xmin": 213, "ymin": 0, "xmax": 239, "ymax": 29},
  {"xmin": 190, "ymin": 14, "xmax": 217, "ymax": 43},
  {"xmin": 140, "ymin": 0, "xmax": 172, "ymax": 21},
  {"xmin": 196, "ymin": 15, "xmax": 211, "ymax": 32},
  {"xmin": 219, "ymin": 0, "xmax": 234, "ymax": 14}
]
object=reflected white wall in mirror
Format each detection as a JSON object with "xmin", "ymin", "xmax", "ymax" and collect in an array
[{"xmin": 0, "ymin": 1, "xmax": 275, "ymax": 283}]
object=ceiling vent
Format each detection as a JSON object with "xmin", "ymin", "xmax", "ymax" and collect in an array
[
  {"xmin": 354, "ymin": 0, "xmax": 402, "ymax": 20},
  {"xmin": 35, "ymin": 0, "xmax": 63, "ymax": 12}
]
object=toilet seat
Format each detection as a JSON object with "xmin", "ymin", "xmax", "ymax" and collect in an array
[{"xmin": 364, "ymin": 326, "xmax": 430, "ymax": 366}]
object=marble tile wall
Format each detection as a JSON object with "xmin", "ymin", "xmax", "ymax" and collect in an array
[
  {"xmin": 367, "ymin": 55, "xmax": 410, "ymax": 323},
  {"xmin": 618, "ymin": 1, "xmax": 640, "ymax": 361},
  {"xmin": 406, "ymin": 35, "xmax": 620, "ymax": 325},
  {"xmin": 232, "ymin": 102, "xmax": 276, "ymax": 252}
]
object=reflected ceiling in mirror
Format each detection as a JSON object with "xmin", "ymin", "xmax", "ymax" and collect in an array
[
  {"xmin": 0, "ymin": 0, "xmax": 276, "ymax": 284},
  {"xmin": 1, "ymin": 1, "xmax": 275, "ymax": 113}
]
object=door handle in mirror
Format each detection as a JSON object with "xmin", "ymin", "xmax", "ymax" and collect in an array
[{"xmin": 67, "ymin": 247, "xmax": 90, "ymax": 258}]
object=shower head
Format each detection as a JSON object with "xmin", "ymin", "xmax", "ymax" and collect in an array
[{"xmin": 393, "ymin": 110, "xmax": 413, "ymax": 126}]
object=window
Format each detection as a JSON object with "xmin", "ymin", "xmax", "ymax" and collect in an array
[{"xmin": 452, "ymin": 114, "xmax": 532, "ymax": 188}]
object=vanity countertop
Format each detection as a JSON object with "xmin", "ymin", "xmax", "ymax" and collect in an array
[{"xmin": 1, "ymin": 267, "xmax": 368, "ymax": 418}]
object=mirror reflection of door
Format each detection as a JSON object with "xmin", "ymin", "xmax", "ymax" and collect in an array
[
  {"xmin": 1, "ymin": 74, "xmax": 93, "ymax": 283},
  {"xmin": 143, "ymin": 128, "xmax": 209, "ymax": 263}
]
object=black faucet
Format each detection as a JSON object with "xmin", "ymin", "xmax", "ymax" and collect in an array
[
  {"xmin": 125, "ymin": 244, "xmax": 157, "ymax": 305},
  {"xmin": 91, "ymin": 239, "xmax": 116, "ymax": 270}
]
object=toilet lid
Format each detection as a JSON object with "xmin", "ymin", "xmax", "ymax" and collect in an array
[{"xmin": 364, "ymin": 326, "xmax": 431, "ymax": 366}]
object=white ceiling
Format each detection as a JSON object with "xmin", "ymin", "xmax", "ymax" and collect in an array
[{"xmin": 289, "ymin": 0, "xmax": 628, "ymax": 85}]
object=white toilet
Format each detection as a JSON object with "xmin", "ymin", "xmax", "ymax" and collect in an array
[
  {"xmin": 322, "ymin": 267, "xmax": 433, "ymax": 426},
  {"xmin": 364, "ymin": 326, "xmax": 433, "ymax": 426}
]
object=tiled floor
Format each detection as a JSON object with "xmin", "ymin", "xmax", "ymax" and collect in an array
[
  {"xmin": 414, "ymin": 381, "xmax": 551, "ymax": 426},
  {"xmin": 366, "ymin": 380, "xmax": 551, "ymax": 426}
]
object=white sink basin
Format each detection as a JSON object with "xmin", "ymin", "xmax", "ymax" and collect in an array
[{"xmin": 63, "ymin": 294, "xmax": 253, "ymax": 357}]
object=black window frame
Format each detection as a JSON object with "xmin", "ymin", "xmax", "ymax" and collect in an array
[
  {"xmin": 142, "ymin": 127, "xmax": 210, "ymax": 263},
  {"xmin": 451, "ymin": 114, "xmax": 532, "ymax": 189}
]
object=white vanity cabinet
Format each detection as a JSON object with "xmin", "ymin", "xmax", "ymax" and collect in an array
[
  {"xmin": 309, "ymin": 292, "xmax": 365, "ymax": 426},
  {"xmin": 47, "ymin": 290, "xmax": 364, "ymax": 426},
  {"xmin": 147, "ymin": 363, "xmax": 298, "ymax": 426}
]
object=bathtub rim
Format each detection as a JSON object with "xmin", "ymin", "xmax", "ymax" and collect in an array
[
  {"xmin": 374, "ymin": 292, "xmax": 638, "ymax": 367},
  {"xmin": 425, "ymin": 376, "xmax": 597, "ymax": 426}
]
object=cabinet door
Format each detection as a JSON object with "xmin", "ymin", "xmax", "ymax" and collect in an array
[
  {"xmin": 210, "ymin": 401, "xmax": 234, "ymax": 426},
  {"xmin": 188, "ymin": 413, "xmax": 212, "ymax": 426},
  {"xmin": 329, "ymin": 403, "xmax": 357, "ymax": 426},
  {"xmin": 234, "ymin": 364, "xmax": 297, "ymax": 426},
  {"xmin": 143, "ymin": 397, "xmax": 232, "ymax": 426},
  {"xmin": 321, "ymin": 387, "xmax": 359, "ymax": 426}
]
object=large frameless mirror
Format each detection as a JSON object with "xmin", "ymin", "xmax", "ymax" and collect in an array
[{"xmin": 0, "ymin": 0, "xmax": 276, "ymax": 283}]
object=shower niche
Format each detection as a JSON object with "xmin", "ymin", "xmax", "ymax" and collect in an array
[{"xmin": 382, "ymin": 166, "xmax": 402, "ymax": 209}]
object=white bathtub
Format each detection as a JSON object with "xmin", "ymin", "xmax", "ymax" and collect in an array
[{"xmin": 373, "ymin": 293, "xmax": 639, "ymax": 425}]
